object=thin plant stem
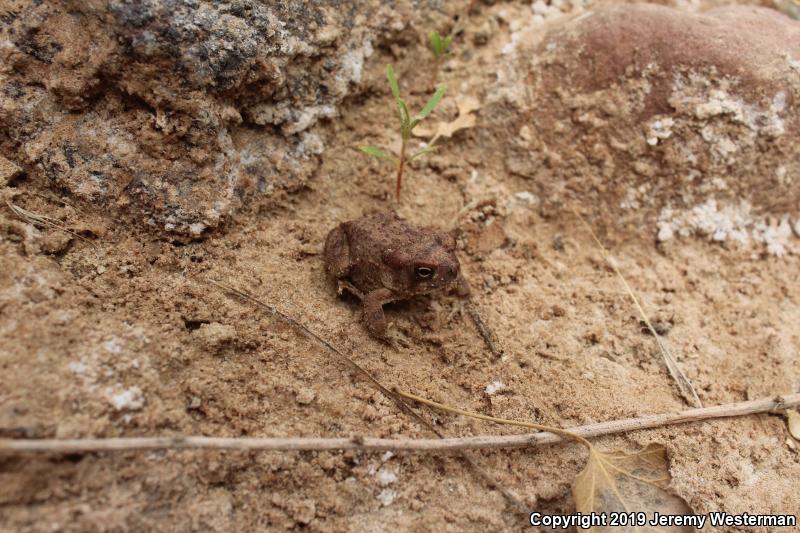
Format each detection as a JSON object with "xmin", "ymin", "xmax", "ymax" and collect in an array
[
  {"xmin": 571, "ymin": 206, "xmax": 701, "ymax": 408},
  {"xmin": 397, "ymin": 390, "xmax": 593, "ymax": 448},
  {"xmin": 396, "ymin": 137, "xmax": 407, "ymax": 201},
  {"xmin": 430, "ymin": 57, "xmax": 443, "ymax": 91},
  {"xmin": 1, "ymin": 394, "xmax": 796, "ymax": 453}
]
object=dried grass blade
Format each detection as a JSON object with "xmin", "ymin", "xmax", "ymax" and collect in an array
[{"xmin": 572, "ymin": 207, "xmax": 702, "ymax": 408}]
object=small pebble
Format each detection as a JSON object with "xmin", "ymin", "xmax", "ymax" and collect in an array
[{"xmin": 296, "ymin": 388, "xmax": 316, "ymax": 405}]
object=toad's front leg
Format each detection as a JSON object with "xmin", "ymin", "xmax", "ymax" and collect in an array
[
  {"xmin": 362, "ymin": 287, "xmax": 395, "ymax": 339},
  {"xmin": 454, "ymin": 272, "xmax": 471, "ymax": 298}
]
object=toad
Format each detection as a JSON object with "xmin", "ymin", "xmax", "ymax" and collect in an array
[{"xmin": 324, "ymin": 212, "xmax": 469, "ymax": 339}]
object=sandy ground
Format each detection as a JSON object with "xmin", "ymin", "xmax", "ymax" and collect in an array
[{"xmin": 2, "ymin": 2, "xmax": 800, "ymax": 532}]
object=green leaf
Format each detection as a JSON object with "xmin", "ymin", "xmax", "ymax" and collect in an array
[
  {"xmin": 429, "ymin": 31, "xmax": 453, "ymax": 58},
  {"xmin": 386, "ymin": 64, "xmax": 401, "ymax": 99},
  {"xmin": 409, "ymin": 145, "xmax": 437, "ymax": 161},
  {"xmin": 429, "ymin": 31, "xmax": 442, "ymax": 56},
  {"xmin": 397, "ymin": 98, "xmax": 411, "ymax": 127},
  {"xmin": 428, "ymin": 31, "xmax": 453, "ymax": 59},
  {"xmin": 410, "ymin": 85, "xmax": 445, "ymax": 128},
  {"xmin": 359, "ymin": 145, "xmax": 398, "ymax": 165},
  {"xmin": 443, "ymin": 35, "xmax": 453, "ymax": 52}
]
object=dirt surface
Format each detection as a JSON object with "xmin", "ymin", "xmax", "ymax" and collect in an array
[{"xmin": 1, "ymin": 1, "xmax": 800, "ymax": 532}]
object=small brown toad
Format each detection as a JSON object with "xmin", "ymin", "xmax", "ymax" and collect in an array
[{"xmin": 324, "ymin": 212, "xmax": 469, "ymax": 339}]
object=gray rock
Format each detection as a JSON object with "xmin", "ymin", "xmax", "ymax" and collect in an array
[{"xmin": 0, "ymin": 0, "xmax": 446, "ymax": 235}]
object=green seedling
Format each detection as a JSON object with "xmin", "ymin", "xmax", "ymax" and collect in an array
[
  {"xmin": 428, "ymin": 30, "xmax": 453, "ymax": 87},
  {"xmin": 429, "ymin": 30, "xmax": 453, "ymax": 59},
  {"xmin": 359, "ymin": 64, "xmax": 445, "ymax": 202}
]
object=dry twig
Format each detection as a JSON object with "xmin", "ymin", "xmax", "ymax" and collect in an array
[
  {"xmin": 2, "ymin": 394, "xmax": 795, "ymax": 453},
  {"xmin": 4, "ymin": 198, "xmax": 94, "ymax": 246},
  {"xmin": 205, "ymin": 280, "xmax": 528, "ymax": 512},
  {"xmin": 464, "ymin": 300, "xmax": 503, "ymax": 358}
]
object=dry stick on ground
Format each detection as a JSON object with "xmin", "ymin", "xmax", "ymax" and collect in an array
[
  {"xmin": 30, "ymin": 191, "xmax": 85, "ymax": 214},
  {"xmin": 204, "ymin": 279, "xmax": 529, "ymax": 513},
  {"xmin": 4, "ymin": 198, "xmax": 95, "ymax": 246},
  {"xmin": 398, "ymin": 390, "xmax": 591, "ymax": 447},
  {"xmin": 464, "ymin": 300, "xmax": 503, "ymax": 358},
  {"xmin": 571, "ymin": 207, "xmax": 702, "ymax": 408},
  {"xmin": 2, "ymin": 393, "xmax": 796, "ymax": 453}
]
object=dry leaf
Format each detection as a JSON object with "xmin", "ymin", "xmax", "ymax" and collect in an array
[
  {"xmin": 573, "ymin": 443, "xmax": 695, "ymax": 532},
  {"xmin": 413, "ymin": 95, "xmax": 480, "ymax": 144},
  {"xmin": 787, "ymin": 409, "xmax": 800, "ymax": 441}
]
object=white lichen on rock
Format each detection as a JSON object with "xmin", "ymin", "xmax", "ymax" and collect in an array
[
  {"xmin": 657, "ymin": 199, "xmax": 798, "ymax": 256},
  {"xmin": 752, "ymin": 217, "xmax": 795, "ymax": 257},
  {"xmin": 376, "ymin": 489, "xmax": 397, "ymax": 507},
  {"xmin": 485, "ymin": 381, "xmax": 506, "ymax": 395},
  {"xmin": 376, "ymin": 468, "xmax": 398, "ymax": 487},
  {"xmin": 103, "ymin": 337, "xmax": 124, "ymax": 354},
  {"xmin": 646, "ymin": 117, "xmax": 674, "ymax": 146},
  {"xmin": 67, "ymin": 360, "xmax": 90, "ymax": 377},
  {"xmin": 669, "ymin": 78, "xmax": 786, "ymax": 163},
  {"xmin": 106, "ymin": 386, "xmax": 145, "ymax": 411}
]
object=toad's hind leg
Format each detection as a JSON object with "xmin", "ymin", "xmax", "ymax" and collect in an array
[{"xmin": 324, "ymin": 225, "xmax": 351, "ymax": 279}]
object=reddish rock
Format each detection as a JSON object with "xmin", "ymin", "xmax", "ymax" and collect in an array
[{"xmin": 495, "ymin": 4, "xmax": 800, "ymax": 230}]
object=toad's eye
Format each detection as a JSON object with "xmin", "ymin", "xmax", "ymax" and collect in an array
[{"xmin": 415, "ymin": 266, "xmax": 435, "ymax": 279}]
